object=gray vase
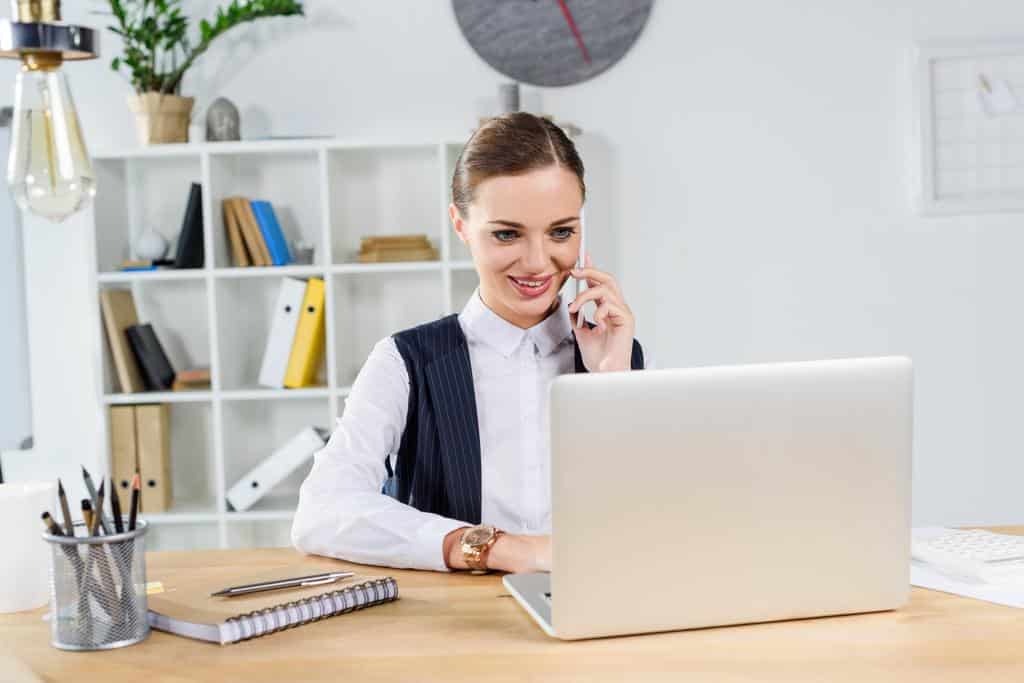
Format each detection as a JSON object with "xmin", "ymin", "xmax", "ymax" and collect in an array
[
  {"xmin": 206, "ymin": 97, "xmax": 240, "ymax": 142},
  {"xmin": 498, "ymin": 82, "xmax": 520, "ymax": 114}
]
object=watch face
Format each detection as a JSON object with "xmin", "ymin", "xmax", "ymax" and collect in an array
[{"xmin": 463, "ymin": 526, "xmax": 494, "ymax": 546}]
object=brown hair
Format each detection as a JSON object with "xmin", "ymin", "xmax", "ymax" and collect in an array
[{"xmin": 451, "ymin": 112, "xmax": 585, "ymax": 219}]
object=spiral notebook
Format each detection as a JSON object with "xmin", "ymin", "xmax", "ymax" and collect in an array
[{"xmin": 147, "ymin": 564, "xmax": 398, "ymax": 645}]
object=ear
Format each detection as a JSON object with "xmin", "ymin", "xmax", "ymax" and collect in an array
[{"xmin": 450, "ymin": 203, "xmax": 469, "ymax": 245}]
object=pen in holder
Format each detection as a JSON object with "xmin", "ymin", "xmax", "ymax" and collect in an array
[{"xmin": 42, "ymin": 520, "xmax": 150, "ymax": 651}]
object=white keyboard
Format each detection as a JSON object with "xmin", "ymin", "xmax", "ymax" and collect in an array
[{"xmin": 911, "ymin": 529, "xmax": 1024, "ymax": 584}]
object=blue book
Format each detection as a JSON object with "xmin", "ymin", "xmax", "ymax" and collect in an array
[{"xmin": 250, "ymin": 201, "xmax": 293, "ymax": 267}]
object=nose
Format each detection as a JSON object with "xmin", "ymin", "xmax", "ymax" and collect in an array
[{"xmin": 521, "ymin": 235, "xmax": 550, "ymax": 274}]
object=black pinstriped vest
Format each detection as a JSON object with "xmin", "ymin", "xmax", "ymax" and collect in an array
[{"xmin": 389, "ymin": 314, "xmax": 644, "ymax": 524}]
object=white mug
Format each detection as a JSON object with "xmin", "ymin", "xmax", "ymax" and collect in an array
[{"xmin": 0, "ymin": 481, "xmax": 57, "ymax": 613}]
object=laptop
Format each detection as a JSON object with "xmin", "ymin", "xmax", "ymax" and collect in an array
[{"xmin": 504, "ymin": 356, "xmax": 913, "ymax": 640}]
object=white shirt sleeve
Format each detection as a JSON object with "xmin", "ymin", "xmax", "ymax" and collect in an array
[{"xmin": 291, "ymin": 336, "xmax": 468, "ymax": 571}]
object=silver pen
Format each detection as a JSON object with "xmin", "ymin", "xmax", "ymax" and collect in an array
[{"xmin": 210, "ymin": 571, "xmax": 355, "ymax": 598}]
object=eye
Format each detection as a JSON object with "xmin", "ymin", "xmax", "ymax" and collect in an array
[
  {"xmin": 492, "ymin": 230, "xmax": 519, "ymax": 242},
  {"xmin": 551, "ymin": 227, "xmax": 576, "ymax": 240}
]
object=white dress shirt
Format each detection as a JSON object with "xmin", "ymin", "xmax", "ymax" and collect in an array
[{"xmin": 291, "ymin": 287, "xmax": 578, "ymax": 571}]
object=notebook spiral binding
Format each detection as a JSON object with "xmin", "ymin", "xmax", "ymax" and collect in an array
[{"xmin": 223, "ymin": 577, "xmax": 398, "ymax": 643}]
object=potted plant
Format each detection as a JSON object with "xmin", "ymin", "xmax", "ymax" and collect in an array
[{"xmin": 104, "ymin": 0, "xmax": 304, "ymax": 144}]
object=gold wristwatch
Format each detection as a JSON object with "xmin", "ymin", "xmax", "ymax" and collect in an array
[{"xmin": 460, "ymin": 525, "xmax": 504, "ymax": 574}]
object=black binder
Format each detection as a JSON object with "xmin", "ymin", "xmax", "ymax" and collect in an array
[
  {"xmin": 173, "ymin": 182, "xmax": 204, "ymax": 269},
  {"xmin": 125, "ymin": 323, "xmax": 176, "ymax": 391}
]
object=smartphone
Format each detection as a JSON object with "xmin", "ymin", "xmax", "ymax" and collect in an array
[{"xmin": 575, "ymin": 205, "xmax": 586, "ymax": 328}]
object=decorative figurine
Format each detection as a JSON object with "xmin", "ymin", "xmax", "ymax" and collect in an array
[
  {"xmin": 206, "ymin": 97, "xmax": 241, "ymax": 142},
  {"xmin": 134, "ymin": 230, "xmax": 169, "ymax": 261},
  {"xmin": 498, "ymin": 82, "xmax": 520, "ymax": 113}
]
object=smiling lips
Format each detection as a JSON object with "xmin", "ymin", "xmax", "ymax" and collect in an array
[{"xmin": 509, "ymin": 274, "xmax": 555, "ymax": 298}]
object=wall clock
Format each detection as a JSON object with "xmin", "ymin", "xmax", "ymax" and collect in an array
[{"xmin": 452, "ymin": 0, "xmax": 654, "ymax": 87}]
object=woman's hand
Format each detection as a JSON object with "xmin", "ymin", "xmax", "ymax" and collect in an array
[
  {"xmin": 568, "ymin": 252, "xmax": 636, "ymax": 372},
  {"xmin": 444, "ymin": 528, "xmax": 551, "ymax": 573}
]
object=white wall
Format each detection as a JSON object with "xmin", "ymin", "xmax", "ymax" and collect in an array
[{"xmin": 8, "ymin": 0, "xmax": 1024, "ymax": 525}]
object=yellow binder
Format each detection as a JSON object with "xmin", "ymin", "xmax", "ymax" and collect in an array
[{"xmin": 284, "ymin": 278, "xmax": 326, "ymax": 388}]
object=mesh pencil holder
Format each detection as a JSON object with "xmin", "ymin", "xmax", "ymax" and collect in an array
[{"xmin": 42, "ymin": 520, "xmax": 150, "ymax": 651}]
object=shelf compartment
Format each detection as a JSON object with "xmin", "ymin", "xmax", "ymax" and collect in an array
[
  {"xmin": 214, "ymin": 275, "xmax": 328, "ymax": 391},
  {"xmin": 208, "ymin": 150, "xmax": 324, "ymax": 269},
  {"xmin": 220, "ymin": 399, "xmax": 332, "ymax": 519},
  {"xmin": 98, "ymin": 280, "xmax": 210, "ymax": 396},
  {"xmin": 93, "ymin": 155, "xmax": 203, "ymax": 273},
  {"xmin": 327, "ymin": 145, "xmax": 442, "ymax": 265}
]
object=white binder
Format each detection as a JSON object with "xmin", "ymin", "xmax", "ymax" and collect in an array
[
  {"xmin": 226, "ymin": 425, "xmax": 328, "ymax": 512},
  {"xmin": 258, "ymin": 277, "xmax": 307, "ymax": 388}
]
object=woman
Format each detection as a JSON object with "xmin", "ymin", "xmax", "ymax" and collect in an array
[{"xmin": 292, "ymin": 112, "xmax": 644, "ymax": 574}]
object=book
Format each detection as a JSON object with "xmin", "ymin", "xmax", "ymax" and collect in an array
[
  {"xmin": 222, "ymin": 199, "xmax": 250, "ymax": 267},
  {"xmin": 226, "ymin": 426, "xmax": 328, "ymax": 512},
  {"xmin": 136, "ymin": 403, "xmax": 172, "ymax": 513},
  {"xmin": 99, "ymin": 289, "xmax": 146, "ymax": 394},
  {"xmin": 283, "ymin": 278, "xmax": 326, "ymax": 388},
  {"xmin": 358, "ymin": 247, "xmax": 439, "ymax": 263},
  {"xmin": 173, "ymin": 183, "xmax": 205, "ymax": 269},
  {"xmin": 232, "ymin": 197, "xmax": 273, "ymax": 266},
  {"xmin": 172, "ymin": 367, "xmax": 211, "ymax": 391},
  {"xmin": 258, "ymin": 277, "xmax": 306, "ymax": 389},
  {"xmin": 225, "ymin": 198, "xmax": 266, "ymax": 267},
  {"xmin": 147, "ymin": 566, "xmax": 398, "ymax": 645},
  {"xmin": 125, "ymin": 323, "xmax": 176, "ymax": 391},
  {"xmin": 358, "ymin": 234, "xmax": 438, "ymax": 263},
  {"xmin": 251, "ymin": 200, "xmax": 293, "ymax": 266},
  {"xmin": 174, "ymin": 368, "xmax": 211, "ymax": 384}
]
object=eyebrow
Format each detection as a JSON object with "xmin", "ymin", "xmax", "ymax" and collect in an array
[{"xmin": 486, "ymin": 216, "xmax": 579, "ymax": 228}]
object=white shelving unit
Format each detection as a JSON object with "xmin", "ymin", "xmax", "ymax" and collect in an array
[{"xmin": 87, "ymin": 137, "xmax": 480, "ymax": 551}]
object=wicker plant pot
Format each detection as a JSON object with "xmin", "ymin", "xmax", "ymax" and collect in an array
[{"xmin": 127, "ymin": 93, "xmax": 195, "ymax": 145}]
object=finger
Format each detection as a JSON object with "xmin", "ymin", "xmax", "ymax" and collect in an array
[
  {"xmin": 568, "ymin": 284, "xmax": 612, "ymax": 314},
  {"xmin": 593, "ymin": 300, "xmax": 629, "ymax": 332},
  {"xmin": 570, "ymin": 266, "xmax": 622, "ymax": 298}
]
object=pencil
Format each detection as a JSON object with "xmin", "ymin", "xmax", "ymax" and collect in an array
[
  {"xmin": 93, "ymin": 480, "xmax": 106, "ymax": 536},
  {"xmin": 81, "ymin": 499, "xmax": 93, "ymax": 537},
  {"xmin": 82, "ymin": 465, "xmax": 111, "ymax": 534},
  {"xmin": 109, "ymin": 477, "xmax": 124, "ymax": 533},
  {"xmin": 41, "ymin": 511, "xmax": 64, "ymax": 536},
  {"xmin": 128, "ymin": 470, "xmax": 140, "ymax": 531},
  {"xmin": 57, "ymin": 479, "xmax": 74, "ymax": 536}
]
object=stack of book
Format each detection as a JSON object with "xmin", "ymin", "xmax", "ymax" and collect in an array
[
  {"xmin": 258, "ymin": 277, "xmax": 327, "ymax": 389},
  {"xmin": 223, "ymin": 196, "xmax": 293, "ymax": 267},
  {"xmin": 358, "ymin": 234, "xmax": 438, "ymax": 263},
  {"xmin": 99, "ymin": 289, "xmax": 207, "ymax": 394}
]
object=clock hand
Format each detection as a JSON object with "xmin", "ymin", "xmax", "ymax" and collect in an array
[{"xmin": 555, "ymin": 0, "xmax": 591, "ymax": 65}]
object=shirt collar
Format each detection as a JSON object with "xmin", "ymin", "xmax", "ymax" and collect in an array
[{"xmin": 459, "ymin": 287, "xmax": 574, "ymax": 359}]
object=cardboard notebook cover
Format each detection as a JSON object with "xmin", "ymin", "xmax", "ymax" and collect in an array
[{"xmin": 147, "ymin": 564, "xmax": 398, "ymax": 644}]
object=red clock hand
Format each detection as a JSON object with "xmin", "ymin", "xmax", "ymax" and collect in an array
[{"xmin": 556, "ymin": 0, "xmax": 592, "ymax": 65}]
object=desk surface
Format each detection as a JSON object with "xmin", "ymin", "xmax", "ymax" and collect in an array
[{"xmin": 3, "ymin": 528, "xmax": 1024, "ymax": 682}]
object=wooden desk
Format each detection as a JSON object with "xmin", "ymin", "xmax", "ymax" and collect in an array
[{"xmin": 3, "ymin": 529, "xmax": 1024, "ymax": 682}]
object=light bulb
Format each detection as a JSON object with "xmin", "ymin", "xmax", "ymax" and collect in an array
[{"xmin": 6, "ymin": 57, "xmax": 95, "ymax": 222}]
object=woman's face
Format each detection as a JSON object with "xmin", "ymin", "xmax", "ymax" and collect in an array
[{"xmin": 450, "ymin": 165, "xmax": 583, "ymax": 330}]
